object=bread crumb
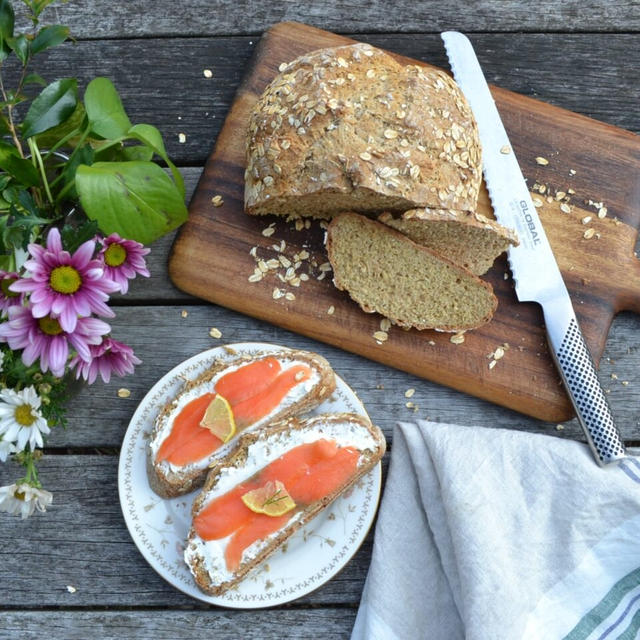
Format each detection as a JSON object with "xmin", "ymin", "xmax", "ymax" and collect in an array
[
  {"xmin": 66, "ymin": 585, "xmax": 77, "ymax": 593},
  {"xmin": 373, "ymin": 330, "xmax": 388, "ymax": 343},
  {"xmin": 450, "ymin": 332, "xmax": 465, "ymax": 344},
  {"xmin": 535, "ymin": 156, "xmax": 549, "ymax": 165},
  {"xmin": 178, "ymin": 132, "xmax": 186, "ymax": 143},
  {"xmin": 211, "ymin": 194, "xmax": 224, "ymax": 207},
  {"xmin": 622, "ymin": 380, "xmax": 629, "ymax": 386},
  {"xmin": 404, "ymin": 388, "xmax": 415, "ymax": 398},
  {"xmin": 117, "ymin": 388, "xmax": 131, "ymax": 398},
  {"xmin": 203, "ymin": 69, "xmax": 213, "ymax": 78},
  {"xmin": 556, "ymin": 424, "xmax": 565, "ymax": 431},
  {"xmin": 500, "ymin": 145, "xmax": 511, "ymax": 154},
  {"xmin": 209, "ymin": 327, "xmax": 222, "ymax": 339},
  {"xmin": 327, "ymin": 305, "xmax": 335, "ymax": 315},
  {"xmin": 181, "ymin": 310, "xmax": 188, "ymax": 318}
]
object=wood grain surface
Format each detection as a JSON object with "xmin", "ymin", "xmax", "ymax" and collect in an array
[{"xmin": 169, "ymin": 21, "xmax": 640, "ymax": 422}]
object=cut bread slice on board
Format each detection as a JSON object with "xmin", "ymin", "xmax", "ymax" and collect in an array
[
  {"xmin": 378, "ymin": 208, "xmax": 519, "ymax": 275},
  {"xmin": 326, "ymin": 212, "xmax": 497, "ymax": 331}
]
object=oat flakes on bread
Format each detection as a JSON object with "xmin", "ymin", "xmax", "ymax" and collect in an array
[
  {"xmin": 326, "ymin": 212, "xmax": 497, "ymax": 331},
  {"xmin": 245, "ymin": 42, "xmax": 482, "ymax": 219},
  {"xmin": 378, "ymin": 208, "xmax": 519, "ymax": 275},
  {"xmin": 147, "ymin": 350, "xmax": 336, "ymax": 498},
  {"xmin": 184, "ymin": 412, "xmax": 386, "ymax": 596}
]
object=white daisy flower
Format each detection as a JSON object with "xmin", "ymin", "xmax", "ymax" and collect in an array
[
  {"xmin": 0, "ymin": 482, "xmax": 53, "ymax": 519},
  {"xmin": 0, "ymin": 386, "xmax": 50, "ymax": 452},
  {"xmin": 0, "ymin": 435, "xmax": 16, "ymax": 462}
]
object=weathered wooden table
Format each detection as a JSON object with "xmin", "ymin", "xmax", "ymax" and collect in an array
[{"xmin": 3, "ymin": 2, "xmax": 639, "ymax": 638}]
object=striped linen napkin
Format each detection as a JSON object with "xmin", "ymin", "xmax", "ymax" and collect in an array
[{"xmin": 351, "ymin": 420, "xmax": 640, "ymax": 640}]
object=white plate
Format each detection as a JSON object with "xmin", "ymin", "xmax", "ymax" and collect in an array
[{"xmin": 118, "ymin": 342, "xmax": 382, "ymax": 608}]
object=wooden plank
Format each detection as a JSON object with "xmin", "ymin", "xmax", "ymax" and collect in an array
[
  {"xmin": 32, "ymin": 305, "xmax": 640, "ymax": 448},
  {"xmin": 2, "ymin": 609, "xmax": 356, "ymax": 640},
  {"xmin": 0, "ymin": 455, "xmax": 373, "ymax": 607},
  {"xmin": 13, "ymin": 1, "xmax": 640, "ymax": 38},
  {"xmin": 8, "ymin": 34, "xmax": 638, "ymax": 167},
  {"xmin": 169, "ymin": 22, "xmax": 640, "ymax": 422}
]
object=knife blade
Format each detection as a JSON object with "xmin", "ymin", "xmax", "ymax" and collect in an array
[{"xmin": 441, "ymin": 30, "xmax": 626, "ymax": 466}]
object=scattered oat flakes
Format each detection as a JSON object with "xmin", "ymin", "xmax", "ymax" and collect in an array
[
  {"xmin": 556, "ymin": 424, "xmax": 565, "ymax": 431},
  {"xmin": 248, "ymin": 273, "xmax": 262, "ymax": 283},
  {"xmin": 500, "ymin": 145, "xmax": 511, "ymax": 154},
  {"xmin": 211, "ymin": 194, "xmax": 224, "ymax": 207},
  {"xmin": 66, "ymin": 585, "xmax": 77, "ymax": 594},
  {"xmin": 404, "ymin": 388, "xmax": 415, "ymax": 398},
  {"xmin": 450, "ymin": 332, "xmax": 465, "ymax": 345},
  {"xmin": 535, "ymin": 156, "xmax": 549, "ymax": 166},
  {"xmin": 622, "ymin": 380, "xmax": 629, "ymax": 386},
  {"xmin": 178, "ymin": 132, "xmax": 186, "ymax": 143},
  {"xmin": 581, "ymin": 216, "xmax": 592, "ymax": 225},
  {"xmin": 380, "ymin": 318, "xmax": 391, "ymax": 332},
  {"xmin": 494, "ymin": 346, "xmax": 505, "ymax": 360},
  {"xmin": 262, "ymin": 224, "xmax": 276, "ymax": 237},
  {"xmin": 583, "ymin": 228, "xmax": 596, "ymax": 239},
  {"xmin": 327, "ymin": 305, "xmax": 335, "ymax": 315},
  {"xmin": 181, "ymin": 310, "xmax": 188, "ymax": 318},
  {"xmin": 611, "ymin": 373, "xmax": 618, "ymax": 380},
  {"xmin": 373, "ymin": 330, "xmax": 388, "ymax": 343},
  {"xmin": 405, "ymin": 401, "xmax": 415, "ymax": 409},
  {"xmin": 569, "ymin": 169, "xmax": 576, "ymax": 175},
  {"xmin": 209, "ymin": 327, "xmax": 222, "ymax": 339},
  {"xmin": 488, "ymin": 359, "xmax": 497, "ymax": 370},
  {"xmin": 272, "ymin": 287, "xmax": 284, "ymax": 300},
  {"xmin": 598, "ymin": 207, "xmax": 608, "ymax": 219},
  {"xmin": 203, "ymin": 69, "xmax": 213, "ymax": 78},
  {"xmin": 560, "ymin": 203, "xmax": 571, "ymax": 214},
  {"xmin": 533, "ymin": 197, "xmax": 543, "ymax": 208},
  {"xmin": 285, "ymin": 292, "xmax": 296, "ymax": 301},
  {"xmin": 118, "ymin": 388, "xmax": 131, "ymax": 398}
]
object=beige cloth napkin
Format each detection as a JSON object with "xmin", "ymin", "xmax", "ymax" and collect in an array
[{"xmin": 351, "ymin": 420, "xmax": 640, "ymax": 640}]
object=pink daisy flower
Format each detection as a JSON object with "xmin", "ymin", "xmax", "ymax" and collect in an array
[
  {"xmin": 0, "ymin": 305, "xmax": 111, "ymax": 378},
  {"xmin": 10, "ymin": 227, "xmax": 119, "ymax": 333},
  {"xmin": 0, "ymin": 270, "xmax": 24, "ymax": 314},
  {"xmin": 70, "ymin": 337, "xmax": 141, "ymax": 384},
  {"xmin": 99, "ymin": 234, "xmax": 150, "ymax": 294}
]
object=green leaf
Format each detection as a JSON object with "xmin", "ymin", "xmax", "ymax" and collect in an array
[
  {"xmin": 24, "ymin": 72, "xmax": 47, "ymax": 86},
  {"xmin": 34, "ymin": 100, "xmax": 86, "ymax": 148},
  {"xmin": 0, "ymin": 143, "xmax": 41, "ymax": 187},
  {"xmin": 84, "ymin": 77, "xmax": 131, "ymax": 140},
  {"xmin": 120, "ymin": 144, "xmax": 154, "ymax": 162},
  {"xmin": 60, "ymin": 219, "xmax": 98, "ymax": 253},
  {"xmin": 127, "ymin": 123, "xmax": 185, "ymax": 198},
  {"xmin": 30, "ymin": 24, "xmax": 69, "ymax": 55},
  {"xmin": 0, "ymin": 0, "xmax": 14, "ymax": 61},
  {"xmin": 22, "ymin": 78, "xmax": 78, "ymax": 139},
  {"xmin": 9, "ymin": 34, "xmax": 29, "ymax": 64},
  {"xmin": 75, "ymin": 161, "xmax": 188, "ymax": 245}
]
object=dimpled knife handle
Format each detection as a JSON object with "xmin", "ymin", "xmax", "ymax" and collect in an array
[{"xmin": 551, "ymin": 318, "xmax": 626, "ymax": 466}]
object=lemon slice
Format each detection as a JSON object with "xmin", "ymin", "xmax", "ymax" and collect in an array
[
  {"xmin": 241, "ymin": 480, "xmax": 296, "ymax": 517},
  {"xmin": 199, "ymin": 394, "xmax": 236, "ymax": 443}
]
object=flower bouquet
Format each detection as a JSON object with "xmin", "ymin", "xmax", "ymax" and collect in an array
[{"xmin": 0, "ymin": 0, "xmax": 188, "ymax": 517}]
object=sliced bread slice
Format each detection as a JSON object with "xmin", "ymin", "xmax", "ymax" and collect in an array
[
  {"xmin": 184, "ymin": 412, "xmax": 386, "ymax": 596},
  {"xmin": 147, "ymin": 350, "xmax": 336, "ymax": 498},
  {"xmin": 378, "ymin": 208, "xmax": 519, "ymax": 275},
  {"xmin": 326, "ymin": 212, "xmax": 497, "ymax": 331}
]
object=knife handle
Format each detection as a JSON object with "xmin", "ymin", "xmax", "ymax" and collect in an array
[{"xmin": 546, "ymin": 316, "xmax": 626, "ymax": 466}]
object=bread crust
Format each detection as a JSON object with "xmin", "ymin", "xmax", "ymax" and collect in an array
[
  {"xmin": 245, "ymin": 43, "xmax": 482, "ymax": 218},
  {"xmin": 184, "ymin": 413, "xmax": 386, "ymax": 596},
  {"xmin": 147, "ymin": 350, "xmax": 337, "ymax": 498},
  {"xmin": 327, "ymin": 212, "xmax": 498, "ymax": 331}
]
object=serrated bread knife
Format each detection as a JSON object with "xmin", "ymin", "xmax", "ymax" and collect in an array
[{"xmin": 441, "ymin": 31, "xmax": 626, "ymax": 466}]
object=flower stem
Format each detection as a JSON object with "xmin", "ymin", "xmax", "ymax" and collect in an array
[{"xmin": 28, "ymin": 138, "xmax": 55, "ymax": 205}]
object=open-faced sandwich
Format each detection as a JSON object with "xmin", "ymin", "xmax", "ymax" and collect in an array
[
  {"xmin": 147, "ymin": 350, "xmax": 336, "ymax": 498},
  {"xmin": 183, "ymin": 412, "xmax": 386, "ymax": 596}
]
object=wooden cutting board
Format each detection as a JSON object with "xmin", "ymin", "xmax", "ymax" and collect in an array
[{"xmin": 169, "ymin": 22, "xmax": 640, "ymax": 423}]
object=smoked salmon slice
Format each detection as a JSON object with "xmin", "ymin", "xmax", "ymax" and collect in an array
[
  {"xmin": 157, "ymin": 359, "xmax": 312, "ymax": 466},
  {"xmin": 192, "ymin": 439, "xmax": 361, "ymax": 571}
]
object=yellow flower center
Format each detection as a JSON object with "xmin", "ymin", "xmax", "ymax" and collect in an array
[
  {"xmin": 14, "ymin": 404, "xmax": 36, "ymax": 427},
  {"xmin": 14, "ymin": 490, "xmax": 25, "ymax": 501},
  {"xmin": 50, "ymin": 265, "xmax": 81, "ymax": 294},
  {"xmin": 104, "ymin": 243, "xmax": 127, "ymax": 267},
  {"xmin": 38, "ymin": 316, "xmax": 63, "ymax": 335}
]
